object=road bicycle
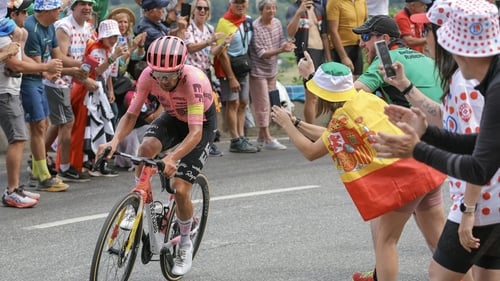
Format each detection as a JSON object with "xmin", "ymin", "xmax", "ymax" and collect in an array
[{"xmin": 89, "ymin": 148, "xmax": 210, "ymax": 281}]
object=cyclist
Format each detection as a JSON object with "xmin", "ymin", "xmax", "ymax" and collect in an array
[{"xmin": 98, "ymin": 35, "xmax": 216, "ymax": 276}]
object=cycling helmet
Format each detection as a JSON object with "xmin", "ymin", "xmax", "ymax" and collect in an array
[{"xmin": 146, "ymin": 36, "xmax": 188, "ymax": 72}]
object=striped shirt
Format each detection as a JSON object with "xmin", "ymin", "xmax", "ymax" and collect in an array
[{"xmin": 248, "ymin": 17, "xmax": 286, "ymax": 78}]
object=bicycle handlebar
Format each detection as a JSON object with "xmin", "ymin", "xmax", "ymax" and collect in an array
[{"xmin": 95, "ymin": 147, "xmax": 176, "ymax": 194}]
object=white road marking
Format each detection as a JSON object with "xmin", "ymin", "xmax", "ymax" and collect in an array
[{"xmin": 23, "ymin": 185, "xmax": 320, "ymax": 230}]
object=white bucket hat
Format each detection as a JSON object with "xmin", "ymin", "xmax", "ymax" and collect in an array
[
  {"xmin": 306, "ymin": 62, "xmax": 358, "ymax": 102},
  {"xmin": 97, "ymin": 19, "xmax": 121, "ymax": 40},
  {"xmin": 437, "ymin": 0, "xmax": 500, "ymax": 57}
]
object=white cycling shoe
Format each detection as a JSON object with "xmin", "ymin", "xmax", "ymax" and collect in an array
[{"xmin": 171, "ymin": 242, "xmax": 193, "ymax": 276}]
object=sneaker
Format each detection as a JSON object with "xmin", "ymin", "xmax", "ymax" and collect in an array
[
  {"xmin": 243, "ymin": 137, "xmax": 261, "ymax": 152},
  {"xmin": 57, "ymin": 166, "xmax": 91, "ymax": 182},
  {"xmin": 352, "ymin": 271, "xmax": 374, "ymax": 281},
  {"xmin": 2, "ymin": 188, "xmax": 38, "ymax": 208},
  {"xmin": 36, "ymin": 177, "xmax": 69, "ymax": 192},
  {"xmin": 229, "ymin": 137, "xmax": 259, "ymax": 153},
  {"xmin": 120, "ymin": 207, "xmax": 136, "ymax": 231},
  {"xmin": 16, "ymin": 185, "xmax": 40, "ymax": 200},
  {"xmin": 171, "ymin": 242, "xmax": 193, "ymax": 276},
  {"xmin": 89, "ymin": 163, "xmax": 119, "ymax": 177},
  {"xmin": 263, "ymin": 139, "xmax": 287, "ymax": 150},
  {"xmin": 209, "ymin": 144, "xmax": 223, "ymax": 157}
]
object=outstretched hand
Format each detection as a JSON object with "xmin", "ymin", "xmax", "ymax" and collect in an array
[
  {"xmin": 384, "ymin": 105, "xmax": 428, "ymax": 137},
  {"xmin": 373, "ymin": 121, "xmax": 420, "ymax": 159}
]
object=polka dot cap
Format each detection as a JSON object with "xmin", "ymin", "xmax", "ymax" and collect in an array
[{"xmin": 437, "ymin": 0, "xmax": 500, "ymax": 57}]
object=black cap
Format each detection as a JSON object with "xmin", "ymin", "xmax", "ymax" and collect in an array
[
  {"xmin": 352, "ymin": 15, "xmax": 401, "ymax": 38},
  {"xmin": 8, "ymin": 0, "xmax": 33, "ymax": 11}
]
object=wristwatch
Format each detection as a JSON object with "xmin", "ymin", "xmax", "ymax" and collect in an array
[{"xmin": 459, "ymin": 201, "xmax": 476, "ymax": 213}]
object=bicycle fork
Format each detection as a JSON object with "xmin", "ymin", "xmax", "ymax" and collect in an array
[{"xmin": 106, "ymin": 198, "xmax": 144, "ymax": 265}]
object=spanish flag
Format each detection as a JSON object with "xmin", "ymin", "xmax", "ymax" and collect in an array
[{"xmin": 321, "ymin": 92, "xmax": 446, "ymax": 221}]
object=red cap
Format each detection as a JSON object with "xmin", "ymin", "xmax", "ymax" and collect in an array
[{"xmin": 410, "ymin": 13, "xmax": 429, "ymax": 24}]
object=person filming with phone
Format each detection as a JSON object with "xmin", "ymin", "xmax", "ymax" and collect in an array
[{"xmin": 352, "ymin": 15, "xmax": 442, "ymax": 108}]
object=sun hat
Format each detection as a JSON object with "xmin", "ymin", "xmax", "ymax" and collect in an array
[
  {"xmin": 8, "ymin": 0, "xmax": 33, "ymax": 11},
  {"xmin": 33, "ymin": 0, "xmax": 62, "ymax": 10},
  {"xmin": 0, "ymin": 18, "xmax": 16, "ymax": 36},
  {"xmin": 107, "ymin": 7, "xmax": 136, "ymax": 29},
  {"xmin": 352, "ymin": 15, "xmax": 401, "ymax": 38},
  {"xmin": 410, "ymin": 0, "xmax": 453, "ymax": 26},
  {"xmin": 306, "ymin": 62, "xmax": 358, "ymax": 102},
  {"xmin": 70, "ymin": 0, "xmax": 95, "ymax": 9},
  {"xmin": 97, "ymin": 19, "xmax": 120, "ymax": 40},
  {"xmin": 437, "ymin": 0, "xmax": 500, "ymax": 57}
]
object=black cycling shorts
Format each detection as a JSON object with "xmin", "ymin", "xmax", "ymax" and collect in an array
[
  {"xmin": 143, "ymin": 103, "xmax": 217, "ymax": 183},
  {"xmin": 433, "ymin": 220, "xmax": 500, "ymax": 273}
]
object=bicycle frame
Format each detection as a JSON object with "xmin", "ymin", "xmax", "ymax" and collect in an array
[{"xmin": 91, "ymin": 148, "xmax": 210, "ymax": 281}]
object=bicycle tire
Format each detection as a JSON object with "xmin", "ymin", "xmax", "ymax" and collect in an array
[
  {"xmin": 90, "ymin": 192, "xmax": 143, "ymax": 281},
  {"xmin": 160, "ymin": 174, "xmax": 210, "ymax": 280}
]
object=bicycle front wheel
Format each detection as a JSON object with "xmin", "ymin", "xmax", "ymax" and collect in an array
[
  {"xmin": 160, "ymin": 174, "xmax": 210, "ymax": 280},
  {"xmin": 90, "ymin": 192, "xmax": 143, "ymax": 281}
]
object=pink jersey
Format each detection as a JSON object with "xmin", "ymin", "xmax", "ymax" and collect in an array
[{"xmin": 129, "ymin": 65, "xmax": 213, "ymax": 124}]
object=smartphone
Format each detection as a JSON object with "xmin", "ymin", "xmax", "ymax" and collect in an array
[
  {"xmin": 269, "ymin": 90, "xmax": 281, "ymax": 108},
  {"xmin": 374, "ymin": 40, "xmax": 396, "ymax": 78},
  {"xmin": 181, "ymin": 3, "xmax": 191, "ymax": 18}
]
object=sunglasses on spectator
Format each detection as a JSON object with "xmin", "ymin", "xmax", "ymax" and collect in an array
[
  {"xmin": 196, "ymin": 6, "xmax": 209, "ymax": 11},
  {"xmin": 361, "ymin": 32, "xmax": 383, "ymax": 42},
  {"xmin": 151, "ymin": 70, "xmax": 181, "ymax": 80}
]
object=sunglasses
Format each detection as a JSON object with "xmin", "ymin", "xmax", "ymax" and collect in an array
[
  {"xmin": 360, "ymin": 32, "xmax": 382, "ymax": 42},
  {"xmin": 151, "ymin": 70, "xmax": 181, "ymax": 80},
  {"xmin": 196, "ymin": 6, "xmax": 209, "ymax": 11}
]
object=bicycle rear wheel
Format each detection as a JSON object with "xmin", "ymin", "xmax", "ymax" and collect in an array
[
  {"xmin": 160, "ymin": 174, "xmax": 210, "ymax": 280},
  {"xmin": 90, "ymin": 193, "xmax": 143, "ymax": 281}
]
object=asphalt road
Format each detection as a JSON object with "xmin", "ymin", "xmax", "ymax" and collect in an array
[{"xmin": 0, "ymin": 139, "xmax": 442, "ymax": 281}]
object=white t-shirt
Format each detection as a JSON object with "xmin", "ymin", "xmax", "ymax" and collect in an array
[
  {"xmin": 43, "ymin": 15, "xmax": 92, "ymax": 88},
  {"xmin": 0, "ymin": 36, "xmax": 22, "ymax": 95}
]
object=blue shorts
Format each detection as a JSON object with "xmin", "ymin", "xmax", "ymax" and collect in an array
[{"xmin": 20, "ymin": 83, "xmax": 49, "ymax": 123}]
